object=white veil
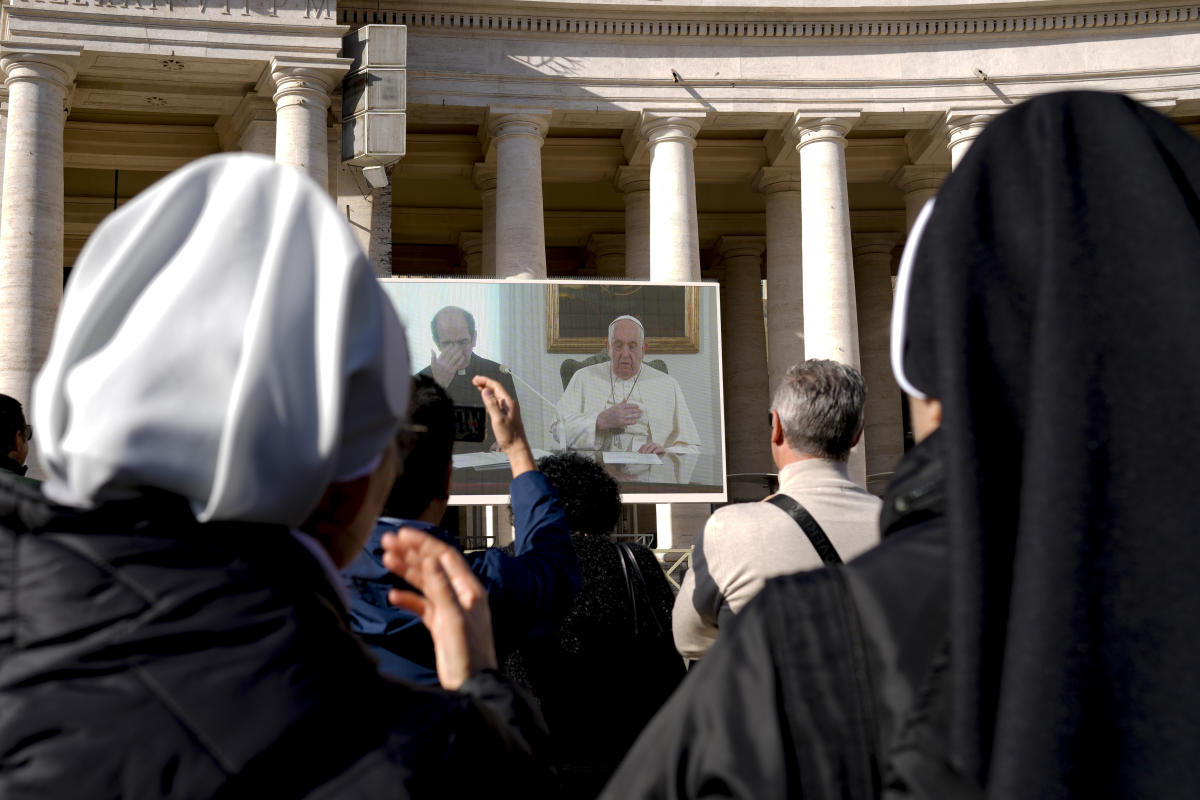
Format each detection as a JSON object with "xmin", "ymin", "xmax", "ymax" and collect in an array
[{"xmin": 32, "ymin": 153, "xmax": 409, "ymax": 526}]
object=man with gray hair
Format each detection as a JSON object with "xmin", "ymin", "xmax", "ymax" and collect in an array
[
  {"xmin": 553, "ymin": 315, "xmax": 700, "ymax": 456},
  {"xmin": 673, "ymin": 359, "xmax": 881, "ymax": 659}
]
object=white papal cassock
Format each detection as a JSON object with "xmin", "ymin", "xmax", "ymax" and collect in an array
[{"xmin": 552, "ymin": 362, "xmax": 701, "ymax": 454}]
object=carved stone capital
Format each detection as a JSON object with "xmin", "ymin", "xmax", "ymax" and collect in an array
[
  {"xmin": 0, "ymin": 47, "xmax": 80, "ymax": 94},
  {"xmin": 615, "ymin": 165, "xmax": 650, "ymax": 194},
  {"xmin": 945, "ymin": 110, "xmax": 997, "ymax": 149},
  {"xmin": 792, "ymin": 113, "xmax": 859, "ymax": 151},
  {"xmin": 890, "ymin": 164, "xmax": 947, "ymax": 195},
  {"xmin": 753, "ymin": 166, "xmax": 803, "ymax": 195},
  {"xmin": 458, "ymin": 231, "xmax": 484, "ymax": 256},
  {"xmin": 269, "ymin": 60, "xmax": 338, "ymax": 111},
  {"xmin": 716, "ymin": 235, "xmax": 766, "ymax": 264},
  {"xmin": 586, "ymin": 232, "xmax": 626, "ymax": 259},
  {"xmin": 487, "ymin": 107, "xmax": 551, "ymax": 142},
  {"xmin": 472, "ymin": 163, "xmax": 497, "ymax": 193},
  {"xmin": 852, "ymin": 232, "xmax": 901, "ymax": 259},
  {"xmin": 640, "ymin": 111, "xmax": 705, "ymax": 148}
]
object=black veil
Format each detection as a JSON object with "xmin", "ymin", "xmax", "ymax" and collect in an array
[{"xmin": 894, "ymin": 92, "xmax": 1200, "ymax": 795}]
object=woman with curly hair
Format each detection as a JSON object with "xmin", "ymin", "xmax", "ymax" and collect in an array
[{"xmin": 505, "ymin": 451, "xmax": 685, "ymax": 798}]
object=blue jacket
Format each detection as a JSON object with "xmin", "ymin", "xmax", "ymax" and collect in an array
[{"xmin": 343, "ymin": 470, "xmax": 581, "ymax": 684}]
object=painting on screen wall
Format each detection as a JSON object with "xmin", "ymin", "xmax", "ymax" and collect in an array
[{"xmin": 545, "ymin": 284, "xmax": 700, "ymax": 354}]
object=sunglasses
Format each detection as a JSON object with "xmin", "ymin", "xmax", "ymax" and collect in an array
[{"xmin": 20, "ymin": 425, "xmax": 32, "ymax": 442}]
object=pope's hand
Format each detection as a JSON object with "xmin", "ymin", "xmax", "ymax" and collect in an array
[
  {"xmin": 638, "ymin": 442, "xmax": 665, "ymax": 455},
  {"xmin": 431, "ymin": 346, "xmax": 469, "ymax": 388},
  {"xmin": 383, "ymin": 527, "xmax": 497, "ymax": 690},
  {"xmin": 597, "ymin": 402, "xmax": 643, "ymax": 430}
]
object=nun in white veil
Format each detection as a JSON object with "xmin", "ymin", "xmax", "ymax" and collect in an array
[{"xmin": 0, "ymin": 154, "xmax": 553, "ymax": 798}]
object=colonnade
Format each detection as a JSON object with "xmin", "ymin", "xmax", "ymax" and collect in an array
[
  {"xmin": 439, "ymin": 106, "xmax": 989, "ymax": 540},
  {"xmin": 0, "ymin": 53, "xmax": 345, "ymax": 432},
  {"xmin": 0, "ymin": 36, "xmax": 996, "ymax": 501}
]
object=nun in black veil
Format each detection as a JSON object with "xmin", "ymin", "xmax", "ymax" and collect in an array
[{"xmin": 601, "ymin": 91, "xmax": 1200, "ymax": 799}]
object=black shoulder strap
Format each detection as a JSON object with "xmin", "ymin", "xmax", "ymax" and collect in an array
[
  {"xmin": 617, "ymin": 542, "xmax": 668, "ymax": 636},
  {"xmin": 766, "ymin": 494, "xmax": 844, "ymax": 564},
  {"xmin": 613, "ymin": 541, "xmax": 638, "ymax": 635}
]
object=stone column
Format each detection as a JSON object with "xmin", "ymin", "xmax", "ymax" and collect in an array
[
  {"xmin": 615, "ymin": 166, "xmax": 650, "ymax": 280},
  {"xmin": 472, "ymin": 164, "xmax": 497, "ymax": 276},
  {"xmin": 754, "ymin": 166, "xmax": 805, "ymax": 392},
  {"xmin": 853, "ymin": 234, "xmax": 903, "ymax": 496},
  {"xmin": 891, "ymin": 165, "xmax": 946, "ymax": 231},
  {"xmin": 488, "ymin": 109, "xmax": 551, "ymax": 280},
  {"xmin": 0, "ymin": 98, "xmax": 8, "ymax": 222},
  {"xmin": 717, "ymin": 236, "xmax": 772, "ymax": 493},
  {"xmin": 238, "ymin": 99, "xmax": 277, "ymax": 156},
  {"xmin": 326, "ymin": 120, "xmax": 341, "ymax": 199},
  {"xmin": 586, "ymin": 233, "xmax": 626, "ymax": 278},
  {"xmin": 270, "ymin": 60, "xmax": 337, "ymax": 187},
  {"xmin": 794, "ymin": 115, "xmax": 861, "ymax": 368},
  {"xmin": 641, "ymin": 114, "xmax": 705, "ymax": 549},
  {"xmin": 641, "ymin": 112, "xmax": 705, "ymax": 282},
  {"xmin": 0, "ymin": 49, "xmax": 78, "ymax": 449},
  {"xmin": 459, "ymin": 232, "xmax": 484, "ymax": 276},
  {"xmin": 947, "ymin": 112, "xmax": 995, "ymax": 170},
  {"xmin": 794, "ymin": 115, "xmax": 865, "ymax": 487}
]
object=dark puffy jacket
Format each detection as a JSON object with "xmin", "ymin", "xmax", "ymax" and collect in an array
[{"xmin": 0, "ymin": 476, "xmax": 553, "ymax": 799}]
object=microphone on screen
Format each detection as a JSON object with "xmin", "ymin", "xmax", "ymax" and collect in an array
[{"xmin": 499, "ymin": 364, "xmax": 568, "ymax": 448}]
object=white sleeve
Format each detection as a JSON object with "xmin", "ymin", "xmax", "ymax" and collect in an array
[
  {"xmin": 664, "ymin": 377, "xmax": 702, "ymax": 454},
  {"xmin": 552, "ymin": 371, "xmax": 601, "ymax": 450}
]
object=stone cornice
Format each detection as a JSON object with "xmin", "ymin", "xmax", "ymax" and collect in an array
[{"xmin": 341, "ymin": 5, "xmax": 1200, "ymax": 39}]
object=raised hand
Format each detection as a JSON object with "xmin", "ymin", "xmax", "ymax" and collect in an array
[
  {"xmin": 431, "ymin": 345, "xmax": 469, "ymax": 388},
  {"xmin": 472, "ymin": 375, "xmax": 535, "ymax": 477},
  {"xmin": 383, "ymin": 527, "xmax": 497, "ymax": 690}
]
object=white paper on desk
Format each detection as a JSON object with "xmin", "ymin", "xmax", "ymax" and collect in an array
[
  {"xmin": 602, "ymin": 451, "xmax": 663, "ymax": 465},
  {"xmin": 452, "ymin": 452, "xmax": 509, "ymax": 470}
]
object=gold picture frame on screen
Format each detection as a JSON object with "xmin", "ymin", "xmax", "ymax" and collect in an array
[{"xmin": 546, "ymin": 284, "xmax": 701, "ymax": 354}]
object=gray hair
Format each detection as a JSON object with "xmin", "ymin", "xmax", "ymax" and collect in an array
[{"xmin": 771, "ymin": 359, "xmax": 867, "ymax": 461}]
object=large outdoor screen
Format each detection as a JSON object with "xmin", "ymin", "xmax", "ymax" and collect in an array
[{"xmin": 379, "ymin": 279, "xmax": 727, "ymax": 504}]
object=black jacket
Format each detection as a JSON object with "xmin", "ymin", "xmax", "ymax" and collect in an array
[
  {"xmin": 599, "ymin": 433, "xmax": 948, "ymax": 799},
  {"xmin": 505, "ymin": 535, "xmax": 685, "ymax": 799},
  {"xmin": 0, "ymin": 476, "xmax": 553, "ymax": 799}
]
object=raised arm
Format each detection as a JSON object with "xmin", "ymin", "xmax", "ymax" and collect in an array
[{"xmin": 473, "ymin": 375, "xmax": 582, "ymax": 646}]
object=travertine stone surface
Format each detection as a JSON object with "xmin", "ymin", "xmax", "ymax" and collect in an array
[
  {"xmin": 795, "ymin": 116, "xmax": 861, "ymax": 368},
  {"xmin": 0, "ymin": 49, "xmax": 78, "ymax": 473},
  {"xmin": 795, "ymin": 115, "xmax": 866, "ymax": 486},
  {"xmin": 853, "ymin": 233, "xmax": 903, "ymax": 496},
  {"xmin": 459, "ymin": 231, "xmax": 484, "ymax": 276},
  {"xmin": 947, "ymin": 111, "xmax": 996, "ymax": 169},
  {"xmin": 489, "ymin": 108, "xmax": 551, "ymax": 279},
  {"xmin": 755, "ymin": 166, "xmax": 805, "ymax": 393},
  {"xmin": 642, "ymin": 112, "xmax": 704, "ymax": 282},
  {"xmin": 891, "ymin": 165, "xmax": 946, "ymax": 230},
  {"xmin": 586, "ymin": 232, "xmax": 626, "ymax": 277},
  {"xmin": 717, "ymin": 235, "xmax": 772, "ymax": 488},
  {"xmin": 472, "ymin": 164, "xmax": 498, "ymax": 276},
  {"xmin": 615, "ymin": 166, "xmax": 650, "ymax": 280},
  {"xmin": 271, "ymin": 61, "xmax": 336, "ymax": 186},
  {"xmin": 338, "ymin": 161, "xmax": 394, "ymax": 277}
]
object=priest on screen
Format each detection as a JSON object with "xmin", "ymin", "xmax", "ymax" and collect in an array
[{"xmin": 552, "ymin": 315, "xmax": 701, "ymax": 455}]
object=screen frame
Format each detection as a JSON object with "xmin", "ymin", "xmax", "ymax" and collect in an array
[{"xmin": 379, "ymin": 277, "xmax": 728, "ymax": 506}]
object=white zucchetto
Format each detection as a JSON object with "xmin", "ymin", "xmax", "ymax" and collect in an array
[{"xmin": 33, "ymin": 153, "xmax": 409, "ymax": 526}]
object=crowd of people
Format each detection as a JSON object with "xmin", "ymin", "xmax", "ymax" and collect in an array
[{"xmin": 1, "ymin": 89, "xmax": 1199, "ymax": 798}]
